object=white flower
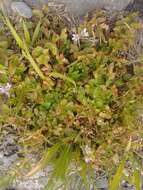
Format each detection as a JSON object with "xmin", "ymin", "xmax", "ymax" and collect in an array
[
  {"xmin": 80, "ymin": 28, "xmax": 89, "ymax": 38},
  {"xmin": 0, "ymin": 83, "xmax": 12, "ymax": 97},
  {"xmin": 84, "ymin": 145, "xmax": 92, "ymax": 154},
  {"xmin": 72, "ymin": 33, "xmax": 80, "ymax": 42},
  {"xmin": 82, "ymin": 145, "xmax": 95, "ymax": 164},
  {"xmin": 85, "ymin": 157, "xmax": 91, "ymax": 164},
  {"xmin": 71, "ymin": 28, "xmax": 89, "ymax": 43}
]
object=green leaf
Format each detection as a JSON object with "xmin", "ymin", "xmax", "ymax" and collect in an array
[
  {"xmin": 49, "ymin": 72, "xmax": 76, "ymax": 87},
  {"xmin": 32, "ymin": 20, "xmax": 41, "ymax": 45},
  {"xmin": 23, "ymin": 20, "xmax": 31, "ymax": 45},
  {"xmin": 134, "ymin": 169, "xmax": 141, "ymax": 190},
  {"xmin": 0, "ymin": 174, "xmax": 16, "ymax": 189},
  {"xmin": 46, "ymin": 42, "xmax": 58, "ymax": 56},
  {"xmin": 2, "ymin": 16, "xmax": 45, "ymax": 80},
  {"xmin": 109, "ymin": 158, "xmax": 126, "ymax": 190},
  {"xmin": 22, "ymin": 45, "xmax": 45, "ymax": 80},
  {"xmin": 45, "ymin": 145, "xmax": 72, "ymax": 190},
  {"xmin": 110, "ymin": 139, "xmax": 132, "ymax": 190},
  {"xmin": 27, "ymin": 143, "xmax": 61, "ymax": 177},
  {"xmin": 3, "ymin": 16, "xmax": 23, "ymax": 49},
  {"xmin": 79, "ymin": 161, "xmax": 91, "ymax": 190},
  {"xmin": 53, "ymin": 145, "xmax": 72, "ymax": 180}
]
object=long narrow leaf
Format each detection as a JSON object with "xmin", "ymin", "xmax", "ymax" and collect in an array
[
  {"xmin": 3, "ymin": 16, "xmax": 23, "ymax": 49},
  {"xmin": 22, "ymin": 44, "xmax": 45, "ymax": 80},
  {"xmin": 109, "ymin": 158, "xmax": 126, "ymax": 190},
  {"xmin": 27, "ymin": 143, "xmax": 61, "ymax": 177},
  {"xmin": 134, "ymin": 169, "xmax": 141, "ymax": 190},
  {"xmin": 110, "ymin": 138, "xmax": 132, "ymax": 190},
  {"xmin": 23, "ymin": 20, "xmax": 31, "ymax": 45},
  {"xmin": 52, "ymin": 145, "xmax": 72, "ymax": 180},
  {"xmin": 45, "ymin": 145, "xmax": 72, "ymax": 190},
  {"xmin": 32, "ymin": 20, "xmax": 41, "ymax": 45},
  {"xmin": 80, "ymin": 161, "xmax": 91, "ymax": 190},
  {"xmin": 3, "ymin": 16, "xmax": 44, "ymax": 79}
]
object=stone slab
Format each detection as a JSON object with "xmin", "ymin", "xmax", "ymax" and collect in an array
[
  {"xmin": 0, "ymin": 0, "xmax": 136, "ymax": 18},
  {"xmin": 49, "ymin": 0, "xmax": 133, "ymax": 16}
]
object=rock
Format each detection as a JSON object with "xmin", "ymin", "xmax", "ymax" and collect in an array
[
  {"xmin": 0, "ymin": 0, "xmax": 136, "ymax": 18},
  {"xmin": 0, "ymin": 0, "xmax": 13, "ymax": 16},
  {"xmin": 48, "ymin": 0, "xmax": 132, "ymax": 17},
  {"xmin": 96, "ymin": 178, "xmax": 108, "ymax": 189},
  {"xmin": 0, "ymin": 126, "xmax": 50, "ymax": 190},
  {"xmin": 24, "ymin": 0, "xmax": 49, "ymax": 8},
  {"xmin": 23, "ymin": 0, "xmax": 134, "ymax": 17},
  {"xmin": 11, "ymin": 2, "xmax": 32, "ymax": 18},
  {"xmin": 1, "ymin": 0, "xmax": 143, "ymax": 19},
  {"xmin": 13, "ymin": 168, "xmax": 51, "ymax": 190},
  {"xmin": 126, "ymin": 0, "xmax": 143, "ymax": 14}
]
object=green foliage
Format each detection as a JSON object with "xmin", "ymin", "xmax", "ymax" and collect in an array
[
  {"xmin": 110, "ymin": 158, "xmax": 126, "ymax": 190},
  {"xmin": 0, "ymin": 9, "xmax": 142, "ymax": 189},
  {"xmin": 0, "ymin": 173, "xmax": 16, "ymax": 189},
  {"xmin": 31, "ymin": 20, "xmax": 41, "ymax": 46}
]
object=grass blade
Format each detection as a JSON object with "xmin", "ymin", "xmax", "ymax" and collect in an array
[
  {"xmin": 3, "ymin": 16, "xmax": 46, "ymax": 80},
  {"xmin": 32, "ymin": 20, "xmax": 41, "ymax": 45},
  {"xmin": 80, "ymin": 161, "xmax": 91, "ymax": 190},
  {"xmin": 109, "ymin": 158, "xmax": 126, "ymax": 190},
  {"xmin": 23, "ymin": 20, "xmax": 31, "ymax": 45},
  {"xmin": 109, "ymin": 139, "xmax": 132, "ymax": 190},
  {"xmin": 134, "ymin": 169, "xmax": 141, "ymax": 190},
  {"xmin": 22, "ymin": 45, "xmax": 45, "ymax": 80},
  {"xmin": 45, "ymin": 145, "xmax": 72, "ymax": 190},
  {"xmin": 52, "ymin": 145, "xmax": 72, "ymax": 180},
  {"xmin": 27, "ymin": 143, "xmax": 61, "ymax": 177},
  {"xmin": 3, "ymin": 16, "xmax": 23, "ymax": 49}
]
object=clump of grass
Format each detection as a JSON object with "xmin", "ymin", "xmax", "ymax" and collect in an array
[{"xmin": 0, "ymin": 9, "xmax": 142, "ymax": 189}]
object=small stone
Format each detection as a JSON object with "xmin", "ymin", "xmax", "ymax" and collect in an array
[
  {"xmin": 11, "ymin": 2, "xmax": 33, "ymax": 19},
  {"xmin": 96, "ymin": 178, "xmax": 108, "ymax": 189}
]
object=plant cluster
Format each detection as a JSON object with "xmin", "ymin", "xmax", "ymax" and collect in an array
[{"xmin": 0, "ymin": 9, "xmax": 142, "ymax": 189}]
